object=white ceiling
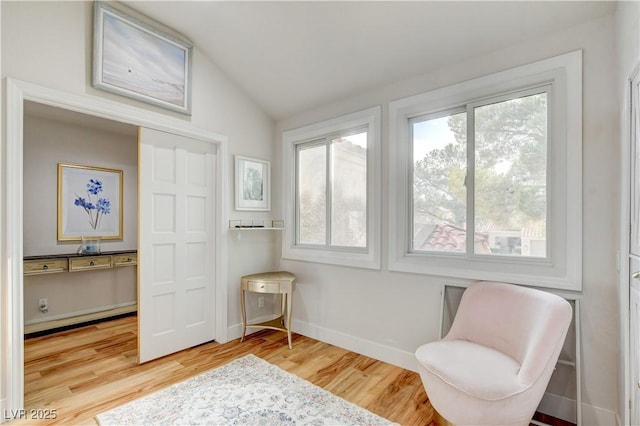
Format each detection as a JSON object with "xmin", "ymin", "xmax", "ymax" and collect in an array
[{"xmin": 125, "ymin": 1, "xmax": 616, "ymax": 120}]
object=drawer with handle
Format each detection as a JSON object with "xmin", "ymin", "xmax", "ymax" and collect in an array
[
  {"xmin": 24, "ymin": 258, "xmax": 68, "ymax": 275},
  {"xmin": 69, "ymin": 255, "xmax": 112, "ymax": 272},
  {"xmin": 112, "ymin": 253, "xmax": 138, "ymax": 267},
  {"xmin": 245, "ymin": 281, "xmax": 280, "ymax": 293}
]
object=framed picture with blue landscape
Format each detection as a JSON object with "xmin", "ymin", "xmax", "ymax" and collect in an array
[
  {"xmin": 57, "ymin": 163, "xmax": 123, "ymax": 241},
  {"xmin": 92, "ymin": 1, "xmax": 193, "ymax": 115}
]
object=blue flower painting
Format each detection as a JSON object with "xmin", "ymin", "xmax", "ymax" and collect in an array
[
  {"xmin": 58, "ymin": 163, "xmax": 123, "ymax": 241},
  {"xmin": 74, "ymin": 178, "xmax": 111, "ymax": 230}
]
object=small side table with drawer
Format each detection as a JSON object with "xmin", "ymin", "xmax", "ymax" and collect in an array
[{"xmin": 240, "ymin": 271, "xmax": 296, "ymax": 349}]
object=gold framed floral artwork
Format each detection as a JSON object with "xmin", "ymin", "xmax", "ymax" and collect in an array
[{"xmin": 57, "ymin": 163, "xmax": 123, "ymax": 241}]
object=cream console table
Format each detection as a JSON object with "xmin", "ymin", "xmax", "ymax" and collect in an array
[
  {"xmin": 240, "ymin": 271, "xmax": 296, "ymax": 349},
  {"xmin": 23, "ymin": 251, "xmax": 138, "ymax": 334},
  {"xmin": 24, "ymin": 250, "xmax": 137, "ymax": 275}
]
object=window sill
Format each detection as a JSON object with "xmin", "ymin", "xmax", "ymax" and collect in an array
[
  {"xmin": 389, "ymin": 253, "xmax": 579, "ymax": 291},
  {"xmin": 282, "ymin": 246, "xmax": 381, "ymax": 270}
]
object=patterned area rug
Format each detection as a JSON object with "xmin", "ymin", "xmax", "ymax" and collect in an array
[{"xmin": 96, "ymin": 354, "xmax": 396, "ymax": 425}]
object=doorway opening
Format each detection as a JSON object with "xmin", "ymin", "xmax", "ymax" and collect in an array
[
  {"xmin": 23, "ymin": 101, "xmax": 139, "ymax": 338},
  {"xmin": 22, "ymin": 100, "xmax": 140, "ymax": 409}
]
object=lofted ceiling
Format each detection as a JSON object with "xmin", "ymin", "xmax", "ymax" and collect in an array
[{"xmin": 124, "ymin": 1, "xmax": 616, "ymax": 120}]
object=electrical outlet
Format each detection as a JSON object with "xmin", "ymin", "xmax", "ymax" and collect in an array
[
  {"xmin": 257, "ymin": 296, "xmax": 264, "ymax": 308},
  {"xmin": 38, "ymin": 298, "xmax": 48, "ymax": 313}
]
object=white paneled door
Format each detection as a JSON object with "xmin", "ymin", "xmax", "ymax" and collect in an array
[{"xmin": 138, "ymin": 127, "xmax": 216, "ymax": 363}]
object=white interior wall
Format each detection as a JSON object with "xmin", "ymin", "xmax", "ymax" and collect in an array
[
  {"xmin": 1, "ymin": 0, "xmax": 278, "ymax": 411},
  {"xmin": 276, "ymin": 13, "xmax": 620, "ymax": 423}
]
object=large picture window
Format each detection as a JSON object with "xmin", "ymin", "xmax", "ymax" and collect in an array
[
  {"xmin": 283, "ymin": 107, "xmax": 381, "ymax": 269},
  {"xmin": 389, "ymin": 51, "xmax": 582, "ymax": 290},
  {"xmin": 411, "ymin": 88, "xmax": 549, "ymax": 259}
]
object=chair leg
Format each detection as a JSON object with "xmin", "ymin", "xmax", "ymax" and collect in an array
[{"xmin": 433, "ymin": 407, "xmax": 456, "ymax": 426}]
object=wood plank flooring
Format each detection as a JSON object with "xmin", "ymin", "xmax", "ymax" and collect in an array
[
  {"xmin": 17, "ymin": 315, "xmax": 435, "ymax": 425},
  {"xmin": 16, "ymin": 315, "xmax": 574, "ymax": 426}
]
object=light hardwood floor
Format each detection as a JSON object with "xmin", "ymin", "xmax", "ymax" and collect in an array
[{"xmin": 17, "ymin": 315, "xmax": 435, "ymax": 425}]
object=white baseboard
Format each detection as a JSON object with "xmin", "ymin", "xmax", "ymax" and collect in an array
[
  {"xmin": 539, "ymin": 391, "xmax": 618, "ymax": 425},
  {"xmin": 24, "ymin": 301, "xmax": 137, "ymax": 334},
  {"xmin": 539, "ymin": 392, "xmax": 578, "ymax": 423},
  {"xmin": 581, "ymin": 401, "xmax": 618, "ymax": 426},
  {"xmin": 228, "ymin": 318, "xmax": 417, "ymax": 371},
  {"xmin": 291, "ymin": 319, "xmax": 418, "ymax": 372},
  {"xmin": 24, "ymin": 301, "xmax": 137, "ymax": 326}
]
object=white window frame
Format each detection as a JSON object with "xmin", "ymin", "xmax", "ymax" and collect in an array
[
  {"xmin": 283, "ymin": 106, "xmax": 381, "ymax": 269},
  {"xmin": 409, "ymin": 85, "xmax": 551, "ymax": 256},
  {"xmin": 389, "ymin": 51, "xmax": 582, "ymax": 291}
]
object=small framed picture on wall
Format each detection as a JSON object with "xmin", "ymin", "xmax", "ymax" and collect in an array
[{"xmin": 235, "ymin": 155, "xmax": 270, "ymax": 211}]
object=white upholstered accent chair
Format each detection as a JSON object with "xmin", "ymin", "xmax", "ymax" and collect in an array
[{"xmin": 415, "ymin": 281, "xmax": 572, "ymax": 426}]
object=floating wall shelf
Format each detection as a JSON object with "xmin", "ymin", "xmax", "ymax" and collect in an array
[{"xmin": 228, "ymin": 219, "xmax": 284, "ymax": 230}]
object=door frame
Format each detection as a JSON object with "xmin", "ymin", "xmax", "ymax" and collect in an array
[
  {"xmin": 2, "ymin": 78, "xmax": 229, "ymax": 414},
  {"xmin": 619, "ymin": 65, "xmax": 640, "ymax": 426}
]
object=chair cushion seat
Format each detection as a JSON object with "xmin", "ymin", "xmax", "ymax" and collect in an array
[{"xmin": 415, "ymin": 340, "xmax": 527, "ymax": 401}]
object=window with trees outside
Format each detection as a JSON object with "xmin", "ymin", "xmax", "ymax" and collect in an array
[
  {"xmin": 411, "ymin": 88, "xmax": 548, "ymax": 258},
  {"xmin": 389, "ymin": 51, "xmax": 582, "ymax": 290},
  {"xmin": 282, "ymin": 107, "xmax": 381, "ymax": 269}
]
